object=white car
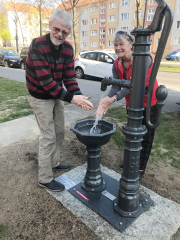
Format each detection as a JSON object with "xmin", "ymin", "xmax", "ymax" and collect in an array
[{"xmin": 74, "ymin": 50, "xmax": 117, "ymax": 79}]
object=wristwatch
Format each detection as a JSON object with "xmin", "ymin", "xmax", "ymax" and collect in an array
[{"xmin": 113, "ymin": 95, "xmax": 117, "ymax": 102}]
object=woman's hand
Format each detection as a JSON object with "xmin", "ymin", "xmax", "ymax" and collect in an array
[{"xmin": 96, "ymin": 96, "xmax": 115, "ymax": 116}]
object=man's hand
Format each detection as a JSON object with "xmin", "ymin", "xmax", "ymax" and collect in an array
[
  {"xmin": 71, "ymin": 95, "xmax": 93, "ymax": 110},
  {"xmin": 96, "ymin": 96, "xmax": 114, "ymax": 116}
]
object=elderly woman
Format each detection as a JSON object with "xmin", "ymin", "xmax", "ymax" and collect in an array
[{"xmin": 96, "ymin": 30, "xmax": 159, "ymax": 180}]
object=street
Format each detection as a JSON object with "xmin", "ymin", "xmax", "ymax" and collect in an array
[{"xmin": 0, "ymin": 66, "xmax": 180, "ymax": 112}]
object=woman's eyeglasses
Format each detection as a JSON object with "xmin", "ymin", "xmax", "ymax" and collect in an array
[
  {"xmin": 53, "ymin": 27, "xmax": 69, "ymax": 37},
  {"xmin": 115, "ymin": 31, "xmax": 133, "ymax": 42}
]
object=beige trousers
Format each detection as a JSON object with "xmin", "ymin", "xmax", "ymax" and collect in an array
[{"xmin": 28, "ymin": 95, "xmax": 65, "ymax": 183}]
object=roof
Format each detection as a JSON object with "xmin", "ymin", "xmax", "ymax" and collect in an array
[
  {"xmin": 2, "ymin": 0, "xmax": 53, "ymax": 15},
  {"xmin": 57, "ymin": 0, "xmax": 98, "ymax": 11}
]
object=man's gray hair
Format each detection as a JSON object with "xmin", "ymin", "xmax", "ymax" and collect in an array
[
  {"xmin": 113, "ymin": 30, "xmax": 134, "ymax": 44},
  {"xmin": 51, "ymin": 10, "xmax": 73, "ymax": 30}
]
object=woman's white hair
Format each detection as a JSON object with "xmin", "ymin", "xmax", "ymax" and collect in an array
[
  {"xmin": 113, "ymin": 30, "xmax": 134, "ymax": 44},
  {"xmin": 51, "ymin": 10, "xmax": 73, "ymax": 30}
]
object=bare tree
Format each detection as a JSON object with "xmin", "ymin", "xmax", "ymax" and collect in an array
[
  {"xmin": 25, "ymin": 0, "xmax": 53, "ymax": 36},
  {"xmin": 5, "ymin": 0, "xmax": 23, "ymax": 52},
  {"xmin": 136, "ymin": 0, "xmax": 150, "ymax": 28},
  {"xmin": 0, "ymin": 10, "xmax": 12, "ymax": 46},
  {"xmin": 54, "ymin": 0, "xmax": 96, "ymax": 57}
]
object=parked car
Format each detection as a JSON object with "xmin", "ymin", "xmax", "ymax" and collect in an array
[
  {"xmin": 0, "ymin": 49, "xmax": 20, "ymax": 68},
  {"xmin": 20, "ymin": 46, "xmax": 29, "ymax": 70},
  {"xmin": 165, "ymin": 49, "xmax": 180, "ymax": 61},
  {"xmin": 74, "ymin": 50, "xmax": 117, "ymax": 79}
]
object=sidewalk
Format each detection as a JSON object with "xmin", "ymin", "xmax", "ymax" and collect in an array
[{"xmin": 0, "ymin": 97, "xmax": 122, "ymax": 147}]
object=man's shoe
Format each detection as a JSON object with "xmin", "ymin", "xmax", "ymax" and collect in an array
[
  {"xmin": 38, "ymin": 179, "xmax": 65, "ymax": 192},
  {"xmin": 52, "ymin": 163, "xmax": 71, "ymax": 171}
]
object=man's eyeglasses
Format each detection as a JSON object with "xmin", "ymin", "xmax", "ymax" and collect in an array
[
  {"xmin": 115, "ymin": 31, "xmax": 133, "ymax": 42},
  {"xmin": 53, "ymin": 27, "xmax": 69, "ymax": 37}
]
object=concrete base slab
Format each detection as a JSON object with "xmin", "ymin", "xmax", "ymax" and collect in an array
[{"xmin": 47, "ymin": 164, "xmax": 180, "ymax": 240}]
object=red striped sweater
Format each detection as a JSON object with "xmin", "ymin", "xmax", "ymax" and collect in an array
[{"xmin": 26, "ymin": 33, "xmax": 82, "ymax": 102}]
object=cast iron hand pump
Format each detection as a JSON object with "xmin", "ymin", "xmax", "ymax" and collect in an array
[
  {"xmin": 146, "ymin": 0, "xmax": 173, "ymax": 128},
  {"xmin": 100, "ymin": 0, "xmax": 173, "ymax": 220}
]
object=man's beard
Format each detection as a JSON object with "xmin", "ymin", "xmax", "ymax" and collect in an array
[{"xmin": 51, "ymin": 35, "xmax": 64, "ymax": 46}]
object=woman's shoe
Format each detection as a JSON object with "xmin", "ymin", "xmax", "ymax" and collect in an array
[{"xmin": 120, "ymin": 163, "xmax": 123, "ymax": 168}]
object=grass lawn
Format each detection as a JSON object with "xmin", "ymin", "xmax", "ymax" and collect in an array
[
  {"xmin": 0, "ymin": 77, "xmax": 69, "ymax": 123},
  {"xmin": 103, "ymin": 106, "xmax": 180, "ymax": 169},
  {"xmin": 159, "ymin": 65, "xmax": 180, "ymax": 72},
  {"xmin": 0, "ymin": 77, "xmax": 33, "ymax": 123}
]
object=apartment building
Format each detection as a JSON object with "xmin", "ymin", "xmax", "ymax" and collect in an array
[
  {"xmin": 144, "ymin": 0, "xmax": 176, "ymax": 57},
  {"xmin": 171, "ymin": 0, "xmax": 180, "ymax": 51},
  {"xmin": 61, "ymin": 0, "xmax": 179, "ymax": 57}
]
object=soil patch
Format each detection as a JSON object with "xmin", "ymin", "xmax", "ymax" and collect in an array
[{"xmin": 0, "ymin": 124, "xmax": 180, "ymax": 239}]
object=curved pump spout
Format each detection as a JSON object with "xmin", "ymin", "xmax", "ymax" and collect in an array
[
  {"xmin": 146, "ymin": 0, "xmax": 173, "ymax": 128},
  {"xmin": 101, "ymin": 77, "xmax": 131, "ymax": 92}
]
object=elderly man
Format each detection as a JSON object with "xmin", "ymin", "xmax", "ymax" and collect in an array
[{"xmin": 26, "ymin": 10, "xmax": 93, "ymax": 192}]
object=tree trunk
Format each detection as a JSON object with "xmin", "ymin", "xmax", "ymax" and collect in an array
[
  {"xmin": 72, "ymin": 4, "xmax": 78, "ymax": 57},
  {"xmin": 136, "ymin": 1, "xmax": 139, "ymax": 28},
  {"xmin": 40, "ymin": 0, "xmax": 42, "ymax": 36},
  {"xmin": 15, "ymin": 17, "xmax": 19, "ymax": 53}
]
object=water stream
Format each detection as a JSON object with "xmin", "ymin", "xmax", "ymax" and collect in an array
[{"xmin": 90, "ymin": 91, "xmax": 104, "ymax": 134}]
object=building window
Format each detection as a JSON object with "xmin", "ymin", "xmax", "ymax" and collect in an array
[
  {"xmin": 149, "ymin": 0, "xmax": 156, "ymax": 5},
  {"xmin": 177, "ymin": 21, "xmax": 180, "ymax": 29},
  {"xmin": 134, "ymin": 11, "xmax": 137, "ymax": 18},
  {"xmin": 101, "ymin": 9, "xmax": 106, "ymax": 14},
  {"xmin": 147, "ymin": 15, "xmax": 154, "ymax": 21},
  {"xmin": 100, "ymin": 34, "xmax": 105, "ymax": 39},
  {"xmin": 109, "ymin": 15, "xmax": 116, "ymax": 22},
  {"xmin": 100, "ymin": 41, "xmax": 105, "ymax": 45},
  {"xmin": 122, "ymin": 13, "xmax": 129, "ymax": 20},
  {"xmin": 108, "ymin": 41, "xmax": 114, "ymax": 47},
  {"xmin": 108, "ymin": 28, "xmax": 116, "ymax": 34},
  {"xmin": 148, "ymin": 8, "xmax": 155, "ymax": 14},
  {"xmin": 91, "ymin": 42, "xmax": 97, "ymax": 47},
  {"xmin": 175, "ymin": 37, "xmax": 180, "ymax": 44},
  {"xmin": 82, "ymin": 31, "xmax": 88, "ymax": 36},
  {"xmin": 91, "ymin": 30, "xmax": 97, "ymax": 36},
  {"xmin": 91, "ymin": 18, "xmax": 97, "ymax": 24},
  {"xmin": 109, "ymin": 2, "xmax": 116, "ymax": 9},
  {"xmin": 100, "ymin": 17, "xmax": 105, "ymax": 22},
  {"xmin": 100, "ymin": 29, "xmax": 105, "ymax": 34},
  {"xmin": 120, "ymin": 27, "xmax": 128, "ymax": 30},
  {"xmin": 82, "ymin": 42, "xmax": 88, "ymax": 47},
  {"xmin": 81, "ymin": 7, "xmax": 88, "ymax": 14},
  {"xmin": 122, "ymin": 0, "xmax": 128, "ymax": 6},
  {"xmin": 101, "ymin": 4, "xmax": 106, "ymax": 8},
  {"xmin": 82, "ymin": 20, "xmax": 88, "ymax": 25},
  {"xmin": 91, "ymin": 6, "xmax": 98, "ymax": 12},
  {"xmin": 100, "ymin": 22, "xmax": 105, "ymax": 27},
  {"xmin": 141, "ymin": 11, "xmax": 144, "ymax": 17}
]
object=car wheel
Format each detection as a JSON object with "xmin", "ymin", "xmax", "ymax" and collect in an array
[
  {"xmin": 173, "ymin": 56, "xmax": 178, "ymax": 61},
  {"xmin": 76, "ymin": 67, "xmax": 84, "ymax": 79},
  {"xmin": 21, "ymin": 62, "xmax": 25, "ymax": 70},
  {"xmin": 4, "ymin": 61, "xmax": 9, "ymax": 68}
]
